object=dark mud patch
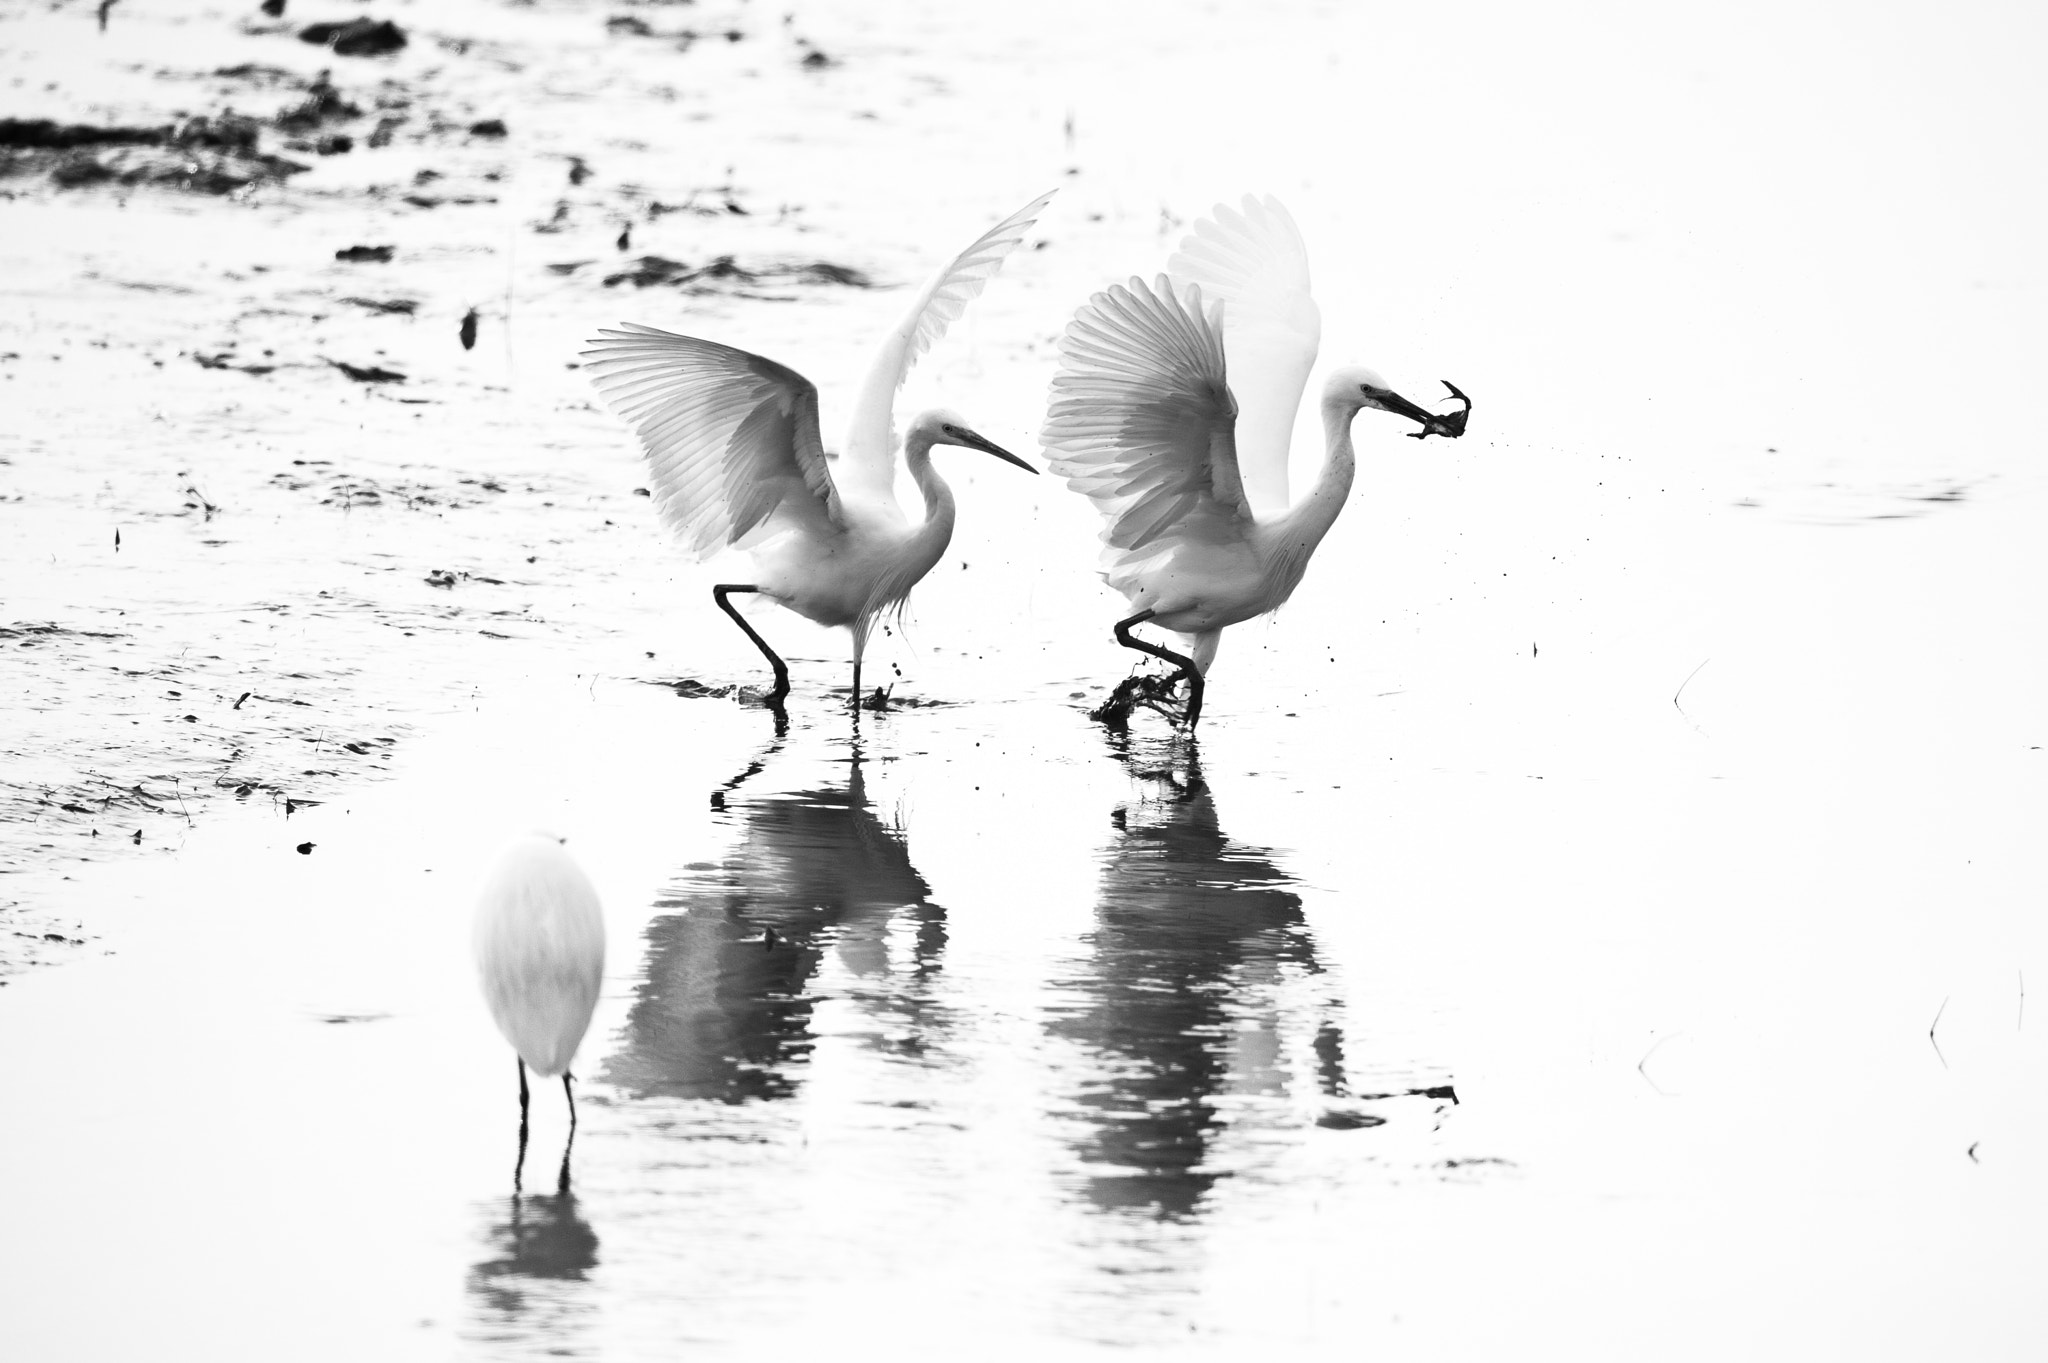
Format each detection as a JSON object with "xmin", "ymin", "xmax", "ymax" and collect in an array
[
  {"xmin": 597, "ymin": 254, "xmax": 872, "ymax": 294},
  {"xmin": 267, "ymin": 466, "xmax": 511, "ymax": 510},
  {"xmin": 1435, "ymin": 1156, "xmax": 1519, "ymax": 1182},
  {"xmin": 298, "ymin": 18, "xmax": 409, "ymax": 59},
  {"xmin": 324, "ymin": 357, "xmax": 408, "ymax": 383},
  {"xmin": 3, "ymin": 623, "xmax": 125, "ymax": 644},
  {"xmin": 193, "ymin": 350, "xmax": 279, "ymax": 376},
  {"xmin": 340, "ymin": 296, "xmax": 420, "ymax": 315},
  {"xmin": 0, "ymin": 899, "xmax": 100, "ymax": 986},
  {"xmin": 0, "ymin": 115, "xmax": 309, "ymax": 194}
]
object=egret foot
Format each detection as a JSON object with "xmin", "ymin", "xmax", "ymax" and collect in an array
[
  {"xmin": 1089, "ymin": 671, "xmax": 1188, "ymax": 729},
  {"xmin": 1102, "ymin": 610, "xmax": 1204, "ymax": 728}
]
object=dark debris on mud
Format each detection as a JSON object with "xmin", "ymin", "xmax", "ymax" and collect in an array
[
  {"xmin": 0, "ymin": 114, "xmax": 309, "ymax": 195},
  {"xmin": 597, "ymin": 254, "xmax": 872, "ymax": 293},
  {"xmin": 266, "ymin": 465, "xmax": 511, "ymax": 510},
  {"xmin": 298, "ymin": 18, "xmax": 408, "ymax": 59}
]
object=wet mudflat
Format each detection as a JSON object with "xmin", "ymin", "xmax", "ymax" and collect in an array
[{"xmin": 4, "ymin": 0, "xmax": 2047, "ymax": 1358}]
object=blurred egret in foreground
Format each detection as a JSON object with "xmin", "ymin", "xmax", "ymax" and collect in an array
[
  {"xmin": 474, "ymin": 833, "xmax": 605, "ymax": 1187},
  {"xmin": 1043, "ymin": 196, "xmax": 1469, "ymax": 727},
  {"xmin": 584, "ymin": 192, "xmax": 1052, "ymax": 711}
]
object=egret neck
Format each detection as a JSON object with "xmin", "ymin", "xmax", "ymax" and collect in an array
[{"xmin": 1258, "ymin": 386, "xmax": 1362, "ymax": 598}]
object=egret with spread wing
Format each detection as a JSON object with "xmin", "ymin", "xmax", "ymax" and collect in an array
[
  {"xmin": 1043, "ymin": 196, "xmax": 1468, "ymax": 727},
  {"xmin": 584, "ymin": 193, "xmax": 1050, "ymax": 710}
]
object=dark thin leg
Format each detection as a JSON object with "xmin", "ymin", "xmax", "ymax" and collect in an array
[
  {"xmin": 514, "ymin": 1058, "xmax": 531, "ymax": 1193},
  {"xmin": 712, "ymin": 584, "xmax": 790, "ymax": 705},
  {"xmin": 1113, "ymin": 610, "xmax": 1205, "ymax": 727},
  {"xmin": 558, "ymin": 1073, "xmax": 577, "ymax": 1195},
  {"xmin": 851, "ymin": 657, "xmax": 863, "ymax": 712}
]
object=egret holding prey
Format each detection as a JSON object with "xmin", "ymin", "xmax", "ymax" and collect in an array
[
  {"xmin": 1043, "ymin": 196, "xmax": 1469, "ymax": 726},
  {"xmin": 474, "ymin": 832, "xmax": 605, "ymax": 1182},
  {"xmin": 584, "ymin": 193, "xmax": 1051, "ymax": 710}
]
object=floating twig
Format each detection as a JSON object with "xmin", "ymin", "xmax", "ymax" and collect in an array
[
  {"xmin": 1637, "ymin": 1030, "xmax": 1680, "ymax": 1095},
  {"xmin": 1672, "ymin": 657, "xmax": 1711, "ymax": 733}
]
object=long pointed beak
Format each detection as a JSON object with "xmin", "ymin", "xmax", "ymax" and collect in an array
[
  {"xmin": 957, "ymin": 430, "xmax": 1038, "ymax": 473},
  {"xmin": 1363, "ymin": 383, "xmax": 1440, "ymax": 429}
]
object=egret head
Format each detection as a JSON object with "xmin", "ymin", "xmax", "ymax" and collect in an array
[
  {"xmin": 910, "ymin": 408, "xmax": 1037, "ymax": 473},
  {"xmin": 1324, "ymin": 367, "xmax": 1471, "ymax": 440}
]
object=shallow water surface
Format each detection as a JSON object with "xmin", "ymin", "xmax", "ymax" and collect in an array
[{"xmin": 4, "ymin": 0, "xmax": 2047, "ymax": 1357}]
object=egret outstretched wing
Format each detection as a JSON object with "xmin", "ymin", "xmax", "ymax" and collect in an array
[
  {"xmin": 1166, "ymin": 195, "xmax": 1320, "ymax": 513},
  {"xmin": 582, "ymin": 323, "xmax": 840, "ymax": 560},
  {"xmin": 840, "ymin": 190, "xmax": 1057, "ymax": 508},
  {"xmin": 1043, "ymin": 274, "xmax": 1245, "ymax": 553}
]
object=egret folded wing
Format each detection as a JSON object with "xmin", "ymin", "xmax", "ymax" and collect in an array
[
  {"xmin": 583, "ymin": 324, "xmax": 840, "ymax": 559},
  {"xmin": 1043, "ymin": 275, "xmax": 1244, "ymax": 553}
]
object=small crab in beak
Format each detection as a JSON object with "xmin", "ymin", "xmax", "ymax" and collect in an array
[{"xmin": 1406, "ymin": 380, "xmax": 1473, "ymax": 440}]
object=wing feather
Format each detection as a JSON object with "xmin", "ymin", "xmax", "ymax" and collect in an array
[
  {"xmin": 1165, "ymin": 195, "xmax": 1319, "ymax": 513},
  {"xmin": 1042, "ymin": 275, "xmax": 1244, "ymax": 553},
  {"xmin": 840, "ymin": 190, "xmax": 1057, "ymax": 507},
  {"xmin": 582, "ymin": 323, "xmax": 839, "ymax": 560}
]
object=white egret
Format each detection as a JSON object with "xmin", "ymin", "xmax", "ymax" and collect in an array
[
  {"xmin": 1042, "ymin": 196, "xmax": 1468, "ymax": 726},
  {"xmin": 473, "ymin": 832, "xmax": 606, "ymax": 1175},
  {"xmin": 583, "ymin": 192, "xmax": 1052, "ymax": 710}
]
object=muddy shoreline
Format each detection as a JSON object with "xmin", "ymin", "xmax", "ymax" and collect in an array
[{"xmin": 1, "ymin": 0, "xmax": 982, "ymax": 977}]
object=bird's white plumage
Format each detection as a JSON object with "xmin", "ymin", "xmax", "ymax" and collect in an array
[
  {"xmin": 1043, "ymin": 274, "xmax": 1245, "ymax": 558},
  {"xmin": 841, "ymin": 189, "xmax": 1058, "ymax": 515},
  {"xmin": 473, "ymin": 834, "xmax": 606, "ymax": 1079},
  {"xmin": 1045, "ymin": 196, "xmax": 1438, "ymax": 700},
  {"xmin": 1164, "ymin": 195, "xmax": 1320, "ymax": 514},
  {"xmin": 582, "ymin": 198, "xmax": 1049, "ymax": 700},
  {"xmin": 581, "ymin": 324, "xmax": 840, "ymax": 561}
]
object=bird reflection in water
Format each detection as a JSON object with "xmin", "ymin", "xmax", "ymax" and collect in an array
[
  {"xmin": 1050, "ymin": 736, "xmax": 1352, "ymax": 1219},
  {"xmin": 464, "ymin": 1187, "xmax": 600, "ymax": 1352},
  {"xmin": 602, "ymin": 735, "xmax": 945, "ymax": 1102}
]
